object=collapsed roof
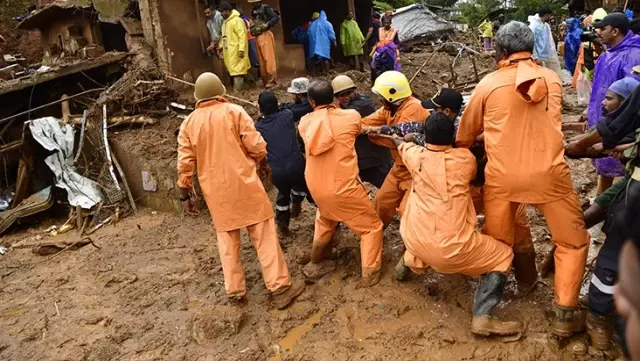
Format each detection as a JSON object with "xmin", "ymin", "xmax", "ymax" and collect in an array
[{"xmin": 392, "ymin": 4, "xmax": 455, "ymax": 43}]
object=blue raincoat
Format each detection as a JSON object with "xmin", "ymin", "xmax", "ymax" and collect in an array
[
  {"xmin": 308, "ymin": 11, "xmax": 336, "ymax": 60},
  {"xmin": 564, "ymin": 18, "xmax": 583, "ymax": 74},
  {"xmin": 588, "ymin": 31, "xmax": 640, "ymax": 177}
]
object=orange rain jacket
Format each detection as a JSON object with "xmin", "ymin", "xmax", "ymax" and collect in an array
[
  {"xmin": 299, "ymin": 105, "xmax": 378, "ymax": 220},
  {"xmin": 456, "ymin": 53, "xmax": 575, "ymax": 203},
  {"xmin": 399, "ymin": 143, "xmax": 513, "ymax": 276},
  {"xmin": 177, "ymin": 97, "xmax": 274, "ymax": 232}
]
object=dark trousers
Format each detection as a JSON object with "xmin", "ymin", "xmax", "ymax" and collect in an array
[
  {"xmin": 359, "ymin": 166, "xmax": 390, "ymax": 189},
  {"xmin": 272, "ymin": 162, "xmax": 313, "ymax": 227}
]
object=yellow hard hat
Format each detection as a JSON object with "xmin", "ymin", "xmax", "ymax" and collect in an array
[
  {"xmin": 332, "ymin": 75, "xmax": 357, "ymax": 95},
  {"xmin": 248, "ymin": 0, "xmax": 261, "ymax": 3},
  {"xmin": 633, "ymin": 65, "xmax": 640, "ymax": 75},
  {"xmin": 372, "ymin": 71, "xmax": 412, "ymax": 103},
  {"xmin": 592, "ymin": 8, "xmax": 607, "ymax": 23},
  {"xmin": 312, "ymin": 12, "xmax": 320, "ymax": 20},
  {"xmin": 194, "ymin": 72, "xmax": 226, "ymax": 101}
]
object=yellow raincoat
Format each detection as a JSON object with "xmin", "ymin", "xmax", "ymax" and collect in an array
[
  {"xmin": 478, "ymin": 20, "xmax": 493, "ymax": 38},
  {"xmin": 220, "ymin": 10, "xmax": 251, "ymax": 77}
]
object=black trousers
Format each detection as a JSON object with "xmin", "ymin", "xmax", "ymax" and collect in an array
[{"xmin": 272, "ymin": 162, "xmax": 313, "ymax": 227}]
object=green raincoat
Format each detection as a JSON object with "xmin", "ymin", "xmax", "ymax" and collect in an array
[{"xmin": 340, "ymin": 19, "xmax": 365, "ymax": 57}]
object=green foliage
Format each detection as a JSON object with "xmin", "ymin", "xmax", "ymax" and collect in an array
[
  {"xmin": 511, "ymin": 0, "xmax": 566, "ymax": 22},
  {"xmin": 0, "ymin": 0, "xmax": 34, "ymax": 19},
  {"xmin": 459, "ymin": 0, "xmax": 502, "ymax": 26}
]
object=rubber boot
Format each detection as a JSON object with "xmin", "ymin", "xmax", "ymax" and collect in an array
[
  {"xmin": 291, "ymin": 202, "xmax": 302, "ymax": 219},
  {"xmin": 552, "ymin": 307, "xmax": 586, "ymax": 338},
  {"xmin": 356, "ymin": 268, "xmax": 381, "ymax": 289},
  {"xmin": 271, "ymin": 279, "xmax": 306, "ymax": 310},
  {"xmin": 395, "ymin": 256, "xmax": 411, "ymax": 282},
  {"xmin": 471, "ymin": 272, "xmax": 522, "ymax": 336},
  {"xmin": 277, "ymin": 222, "xmax": 290, "ymax": 237},
  {"xmin": 586, "ymin": 312, "xmax": 614, "ymax": 350}
]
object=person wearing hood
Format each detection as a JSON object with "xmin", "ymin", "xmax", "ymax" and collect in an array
[
  {"xmin": 298, "ymin": 80, "xmax": 384, "ymax": 288},
  {"xmin": 332, "ymin": 75, "xmax": 392, "ymax": 188},
  {"xmin": 256, "ymin": 91, "xmax": 312, "ymax": 235},
  {"xmin": 340, "ymin": 12, "xmax": 365, "ymax": 70},
  {"xmin": 177, "ymin": 72, "xmax": 305, "ymax": 309},
  {"xmin": 308, "ymin": 11, "xmax": 337, "ymax": 75},
  {"xmin": 478, "ymin": 19, "xmax": 494, "ymax": 51},
  {"xmin": 218, "ymin": 3, "xmax": 251, "ymax": 92},
  {"xmin": 231, "ymin": 3, "xmax": 260, "ymax": 71},
  {"xmin": 565, "ymin": 77, "xmax": 640, "ymax": 351},
  {"xmin": 362, "ymin": 71, "xmax": 430, "ymax": 228},
  {"xmin": 588, "ymin": 13, "xmax": 640, "ymax": 195},
  {"xmin": 572, "ymin": 9, "xmax": 607, "ymax": 89},
  {"xmin": 391, "ymin": 112, "xmax": 520, "ymax": 337},
  {"xmin": 564, "ymin": 17, "xmax": 583, "ymax": 74},
  {"xmin": 529, "ymin": 6, "xmax": 564, "ymax": 79},
  {"xmin": 249, "ymin": 0, "xmax": 279, "ymax": 88},
  {"xmin": 456, "ymin": 21, "xmax": 590, "ymax": 338}
]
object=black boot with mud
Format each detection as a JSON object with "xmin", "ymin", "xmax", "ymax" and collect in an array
[
  {"xmin": 471, "ymin": 272, "xmax": 522, "ymax": 336},
  {"xmin": 272, "ymin": 279, "xmax": 307, "ymax": 310},
  {"xmin": 228, "ymin": 295, "xmax": 248, "ymax": 306},
  {"xmin": 395, "ymin": 257, "xmax": 411, "ymax": 282},
  {"xmin": 552, "ymin": 308, "xmax": 586, "ymax": 338},
  {"xmin": 586, "ymin": 312, "xmax": 614, "ymax": 350},
  {"xmin": 291, "ymin": 202, "xmax": 302, "ymax": 219},
  {"xmin": 277, "ymin": 222, "xmax": 290, "ymax": 237}
]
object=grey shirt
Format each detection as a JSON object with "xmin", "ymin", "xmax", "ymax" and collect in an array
[{"xmin": 206, "ymin": 11, "xmax": 224, "ymax": 43}]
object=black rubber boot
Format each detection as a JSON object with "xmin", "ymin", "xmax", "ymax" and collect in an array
[{"xmin": 471, "ymin": 272, "xmax": 522, "ymax": 336}]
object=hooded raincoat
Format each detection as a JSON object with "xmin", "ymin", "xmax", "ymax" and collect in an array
[
  {"xmin": 177, "ymin": 98, "xmax": 290, "ymax": 296},
  {"xmin": 308, "ymin": 11, "xmax": 336, "ymax": 60},
  {"xmin": 564, "ymin": 18, "xmax": 583, "ymax": 74},
  {"xmin": 456, "ymin": 53, "xmax": 590, "ymax": 308},
  {"xmin": 587, "ymin": 31, "xmax": 640, "ymax": 177},
  {"xmin": 340, "ymin": 19, "xmax": 365, "ymax": 57},
  {"xmin": 220, "ymin": 10, "xmax": 251, "ymax": 77},
  {"xmin": 298, "ymin": 105, "xmax": 383, "ymax": 276},
  {"xmin": 398, "ymin": 143, "xmax": 514, "ymax": 276}
]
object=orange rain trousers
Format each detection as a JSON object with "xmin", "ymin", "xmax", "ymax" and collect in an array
[
  {"xmin": 255, "ymin": 30, "xmax": 277, "ymax": 87},
  {"xmin": 216, "ymin": 217, "xmax": 291, "ymax": 296},
  {"xmin": 299, "ymin": 105, "xmax": 384, "ymax": 275},
  {"xmin": 362, "ymin": 96, "xmax": 430, "ymax": 226},
  {"xmin": 483, "ymin": 192, "xmax": 589, "ymax": 307}
]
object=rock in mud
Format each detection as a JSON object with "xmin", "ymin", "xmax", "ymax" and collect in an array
[
  {"xmin": 191, "ymin": 306, "xmax": 246, "ymax": 344},
  {"xmin": 83, "ymin": 340, "xmax": 120, "ymax": 361},
  {"xmin": 569, "ymin": 341, "xmax": 587, "ymax": 356}
]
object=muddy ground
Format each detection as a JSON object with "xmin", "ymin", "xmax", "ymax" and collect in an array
[{"xmin": 0, "ymin": 48, "xmax": 615, "ymax": 361}]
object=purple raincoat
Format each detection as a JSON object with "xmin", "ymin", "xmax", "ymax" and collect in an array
[
  {"xmin": 587, "ymin": 31, "xmax": 640, "ymax": 177},
  {"xmin": 371, "ymin": 43, "xmax": 401, "ymax": 72}
]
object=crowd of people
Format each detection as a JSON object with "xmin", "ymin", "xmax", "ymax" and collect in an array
[
  {"xmin": 206, "ymin": 2, "xmax": 402, "ymax": 90},
  {"xmin": 180, "ymin": 4, "xmax": 640, "ymax": 360}
]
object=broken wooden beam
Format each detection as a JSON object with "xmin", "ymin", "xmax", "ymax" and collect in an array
[
  {"xmin": 68, "ymin": 115, "xmax": 157, "ymax": 126},
  {"xmin": 0, "ymin": 140, "xmax": 23, "ymax": 154}
]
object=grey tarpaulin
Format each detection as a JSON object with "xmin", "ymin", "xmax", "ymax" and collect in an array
[
  {"xmin": 391, "ymin": 4, "xmax": 454, "ymax": 43},
  {"xmin": 29, "ymin": 117, "xmax": 103, "ymax": 209}
]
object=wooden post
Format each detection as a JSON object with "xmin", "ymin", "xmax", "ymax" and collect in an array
[{"xmin": 347, "ymin": 0, "xmax": 360, "ymax": 70}]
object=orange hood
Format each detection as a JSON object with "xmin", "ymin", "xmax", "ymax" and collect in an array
[
  {"xmin": 304, "ymin": 107, "xmax": 336, "ymax": 156},
  {"xmin": 499, "ymin": 52, "xmax": 549, "ymax": 104}
]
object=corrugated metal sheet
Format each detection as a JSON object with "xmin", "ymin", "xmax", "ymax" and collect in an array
[{"xmin": 392, "ymin": 4, "xmax": 455, "ymax": 43}]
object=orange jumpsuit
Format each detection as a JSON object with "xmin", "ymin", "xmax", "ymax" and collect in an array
[
  {"xmin": 362, "ymin": 96, "xmax": 430, "ymax": 226},
  {"xmin": 299, "ymin": 105, "xmax": 383, "ymax": 277},
  {"xmin": 399, "ymin": 143, "xmax": 514, "ymax": 276},
  {"xmin": 177, "ymin": 97, "xmax": 291, "ymax": 297},
  {"xmin": 256, "ymin": 30, "xmax": 277, "ymax": 87},
  {"xmin": 456, "ymin": 53, "xmax": 590, "ymax": 308}
]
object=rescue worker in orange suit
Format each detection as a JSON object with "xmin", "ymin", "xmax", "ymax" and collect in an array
[
  {"xmin": 177, "ymin": 72, "xmax": 305, "ymax": 309},
  {"xmin": 362, "ymin": 71, "xmax": 430, "ymax": 227},
  {"xmin": 456, "ymin": 22, "xmax": 590, "ymax": 337},
  {"xmin": 366, "ymin": 88, "xmax": 539, "ymax": 290},
  {"xmin": 249, "ymin": 0, "xmax": 279, "ymax": 89},
  {"xmin": 392, "ymin": 112, "xmax": 521, "ymax": 336},
  {"xmin": 298, "ymin": 80, "xmax": 384, "ymax": 288}
]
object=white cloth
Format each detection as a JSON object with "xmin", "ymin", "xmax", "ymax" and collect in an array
[{"xmin": 29, "ymin": 117, "xmax": 103, "ymax": 209}]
